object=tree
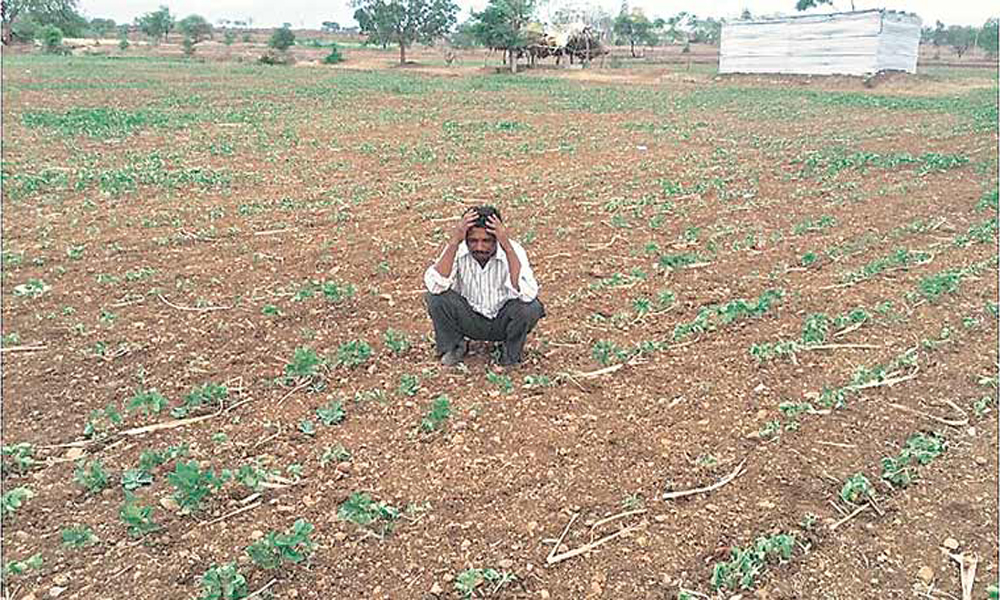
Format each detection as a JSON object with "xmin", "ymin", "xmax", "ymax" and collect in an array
[
  {"xmin": 448, "ymin": 18, "xmax": 479, "ymax": 49},
  {"xmin": 613, "ymin": 8, "xmax": 656, "ymax": 57},
  {"xmin": 794, "ymin": 0, "xmax": 832, "ymax": 10},
  {"xmin": 321, "ymin": 21, "xmax": 340, "ymax": 32},
  {"xmin": 978, "ymin": 18, "xmax": 998, "ymax": 58},
  {"xmin": 177, "ymin": 14, "xmax": 212, "ymax": 43},
  {"xmin": 39, "ymin": 22, "xmax": 61, "ymax": 51},
  {"xmin": 740, "ymin": 9, "xmax": 752, "ymax": 20},
  {"xmin": 470, "ymin": 0, "xmax": 535, "ymax": 73},
  {"xmin": 932, "ymin": 20, "xmax": 946, "ymax": 47},
  {"xmin": 136, "ymin": 5, "xmax": 173, "ymax": 43},
  {"xmin": 268, "ymin": 25, "xmax": 295, "ymax": 50},
  {"xmin": 945, "ymin": 25, "xmax": 974, "ymax": 59},
  {"xmin": 352, "ymin": 0, "xmax": 458, "ymax": 64},
  {"xmin": 89, "ymin": 17, "xmax": 116, "ymax": 39},
  {"xmin": 2, "ymin": 0, "xmax": 81, "ymax": 44}
]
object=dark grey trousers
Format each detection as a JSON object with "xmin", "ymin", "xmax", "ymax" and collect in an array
[{"xmin": 425, "ymin": 290, "xmax": 545, "ymax": 365}]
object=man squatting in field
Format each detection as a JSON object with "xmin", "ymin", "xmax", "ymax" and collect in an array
[{"xmin": 424, "ymin": 206, "xmax": 545, "ymax": 367}]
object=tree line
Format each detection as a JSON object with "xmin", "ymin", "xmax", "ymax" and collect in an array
[{"xmin": 3, "ymin": 0, "xmax": 995, "ymax": 64}]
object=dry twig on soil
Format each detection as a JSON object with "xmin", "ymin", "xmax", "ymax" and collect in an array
[
  {"xmin": 887, "ymin": 399, "xmax": 968, "ymax": 427},
  {"xmin": 663, "ymin": 458, "xmax": 747, "ymax": 501},
  {"xmin": 829, "ymin": 504, "xmax": 869, "ymax": 531},
  {"xmin": 158, "ymin": 294, "xmax": 232, "ymax": 312}
]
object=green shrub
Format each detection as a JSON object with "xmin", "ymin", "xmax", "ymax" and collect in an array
[
  {"xmin": 268, "ymin": 26, "xmax": 295, "ymax": 50},
  {"xmin": 39, "ymin": 25, "xmax": 65, "ymax": 53}
]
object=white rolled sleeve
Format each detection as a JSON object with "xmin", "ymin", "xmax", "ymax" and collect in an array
[
  {"xmin": 503, "ymin": 242, "xmax": 539, "ymax": 303},
  {"xmin": 424, "ymin": 262, "xmax": 455, "ymax": 294}
]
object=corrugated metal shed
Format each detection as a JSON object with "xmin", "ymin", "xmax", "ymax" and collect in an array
[{"xmin": 719, "ymin": 10, "xmax": 921, "ymax": 76}]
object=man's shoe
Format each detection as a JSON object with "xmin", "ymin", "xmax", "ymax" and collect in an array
[{"xmin": 440, "ymin": 341, "xmax": 467, "ymax": 366}]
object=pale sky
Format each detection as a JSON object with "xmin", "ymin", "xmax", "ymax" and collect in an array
[{"xmin": 77, "ymin": 0, "xmax": 996, "ymax": 29}]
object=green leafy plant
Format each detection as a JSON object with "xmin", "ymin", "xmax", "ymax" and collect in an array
[
  {"xmin": 121, "ymin": 468, "xmax": 154, "ymax": 491},
  {"xmin": 454, "ymin": 567, "xmax": 517, "ymax": 598},
  {"xmin": 74, "ymin": 459, "xmax": 110, "ymax": 494},
  {"xmin": 335, "ymin": 340, "xmax": 372, "ymax": 368},
  {"xmin": 127, "ymin": 387, "xmax": 168, "ymax": 416},
  {"xmin": 246, "ymin": 519, "xmax": 316, "ymax": 569},
  {"xmin": 61, "ymin": 525, "xmax": 98, "ymax": 548},
  {"xmin": 173, "ymin": 382, "xmax": 228, "ymax": 417},
  {"xmin": 2, "ymin": 443, "xmax": 37, "ymax": 474},
  {"xmin": 200, "ymin": 563, "xmax": 248, "ymax": 600},
  {"xmin": 1, "ymin": 487, "xmax": 34, "ymax": 519},
  {"xmin": 2, "ymin": 553, "xmax": 42, "ymax": 580},
  {"xmin": 167, "ymin": 460, "xmax": 227, "ymax": 514},
  {"xmin": 298, "ymin": 419, "xmax": 316, "ymax": 436},
  {"xmin": 321, "ymin": 281, "xmax": 356, "ymax": 303},
  {"xmin": 320, "ymin": 444, "xmax": 351, "ymax": 466},
  {"xmin": 421, "ymin": 396, "xmax": 451, "ymax": 432},
  {"xmin": 839, "ymin": 473, "xmax": 873, "ymax": 504},
  {"xmin": 523, "ymin": 374, "xmax": 554, "ymax": 388},
  {"xmin": 83, "ymin": 404, "xmax": 123, "ymax": 438},
  {"xmin": 12, "ymin": 279, "xmax": 50, "ymax": 298},
  {"xmin": 398, "ymin": 373, "xmax": 420, "ymax": 396},
  {"xmin": 486, "ymin": 372, "xmax": 513, "ymax": 394},
  {"xmin": 881, "ymin": 432, "xmax": 946, "ymax": 488},
  {"xmin": 316, "ymin": 400, "xmax": 346, "ymax": 426},
  {"xmin": 120, "ymin": 494, "xmax": 160, "ymax": 537},
  {"xmin": 383, "ymin": 329, "xmax": 410, "ymax": 355},
  {"xmin": 337, "ymin": 492, "xmax": 400, "ymax": 538},
  {"xmin": 235, "ymin": 461, "xmax": 275, "ymax": 492},
  {"xmin": 710, "ymin": 533, "xmax": 796, "ymax": 591},
  {"xmin": 285, "ymin": 346, "xmax": 322, "ymax": 381}
]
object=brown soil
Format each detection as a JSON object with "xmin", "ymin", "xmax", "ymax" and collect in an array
[{"xmin": 1, "ymin": 49, "xmax": 997, "ymax": 600}]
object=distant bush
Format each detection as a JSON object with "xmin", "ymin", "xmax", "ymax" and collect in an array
[
  {"xmin": 322, "ymin": 44, "xmax": 344, "ymax": 64},
  {"xmin": 269, "ymin": 26, "xmax": 295, "ymax": 51},
  {"xmin": 40, "ymin": 25, "xmax": 66, "ymax": 54}
]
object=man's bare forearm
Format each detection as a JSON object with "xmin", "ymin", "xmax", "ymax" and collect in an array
[
  {"xmin": 500, "ymin": 242, "xmax": 521, "ymax": 291},
  {"xmin": 434, "ymin": 240, "xmax": 461, "ymax": 279}
]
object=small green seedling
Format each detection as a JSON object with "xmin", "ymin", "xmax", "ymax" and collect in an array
[
  {"xmin": 121, "ymin": 468, "xmax": 154, "ymax": 491},
  {"xmin": 711, "ymin": 533, "xmax": 796, "ymax": 591},
  {"xmin": 454, "ymin": 567, "xmax": 518, "ymax": 599},
  {"xmin": 127, "ymin": 387, "xmax": 167, "ymax": 416},
  {"xmin": 398, "ymin": 373, "xmax": 420, "ymax": 396},
  {"xmin": 320, "ymin": 444, "xmax": 351, "ymax": 466},
  {"xmin": 120, "ymin": 494, "xmax": 159, "ymax": 537},
  {"xmin": 316, "ymin": 400, "xmax": 345, "ymax": 426},
  {"xmin": 167, "ymin": 460, "xmax": 228, "ymax": 514},
  {"xmin": 383, "ymin": 329, "xmax": 410, "ymax": 355},
  {"xmin": 61, "ymin": 526, "xmax": 98, "ymax": 548},
  {"xmin": 285, "ymin": 346, "xmax": 322, "ymax": 382},
  {"xmin": 421, "ymin": 396, "xmax": 451, "ymax": 432},
  {"xmin": 74, "ymin": 459, "xmax": 110, "ymax": 494},
  {"xmin": 2, "ymin": 443, "xmax": 37, "ymax": 474},
  {"xmin": 235, "ymin": 461, "xmax": 275, "ymax": 492},
  {"xmin": 335, "ymin": 340, "xmax": 372, "ymax": 368},
  {"xmin": 1, "ymin": 487, "xmax": 34, "ymax": 519},
  {"xmin": 298, "ymin": 419, "xmax": 316, "ymax": 436},
  {"xmin": 200, "ymin": 563, "xmax": 248, "ymax": 600},
  {"xmin": 246, "ymin": 519, "xmax": 316, "ymax": 569},
  {"xmin": 337, "ymin": 492, "xmax": 400, "ymax": 538},
  {"xmin": 2, "ymin": 553, "xmax": 42, "ymax": 580},
  {"xmin": 840, "ymin": 473, "xmax": 873, "ymax": 505},
  {"xmin": 486, "ymin": 372, "xmax": 513, "ymax": 394}
]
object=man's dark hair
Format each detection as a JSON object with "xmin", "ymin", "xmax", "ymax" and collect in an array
[{"xmin": 470, "ymin": 205, "xmax": 501, "ymax": 229}]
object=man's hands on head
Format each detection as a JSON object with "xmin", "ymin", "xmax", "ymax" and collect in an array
[
  {"xmin": 450, "ymin": 209, "xmax": 478, "ymax": 245},
  {"xmin": 486, "ymin": 214, "xmax": 510, "ymax": 248}
]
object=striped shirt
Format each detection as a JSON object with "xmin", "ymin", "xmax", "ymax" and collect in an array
[{"xmin": 424, "ymin": 240, "xmax": 539, "ymax": 319}]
